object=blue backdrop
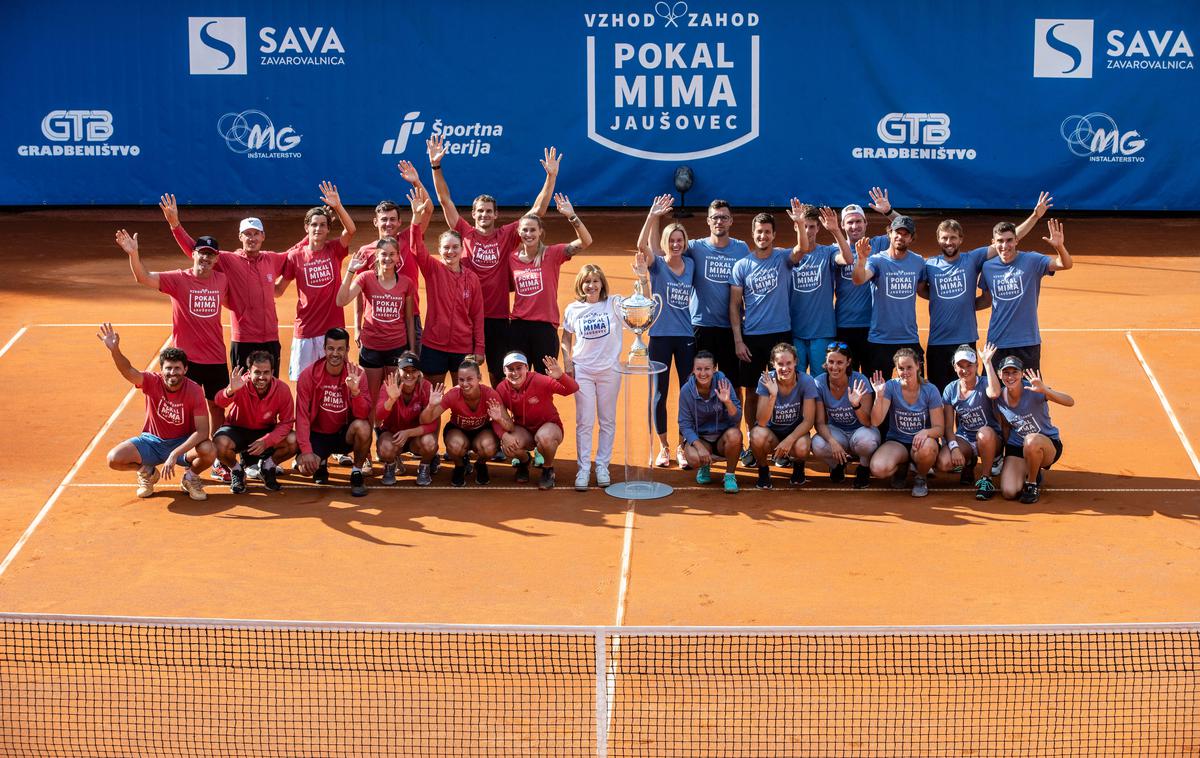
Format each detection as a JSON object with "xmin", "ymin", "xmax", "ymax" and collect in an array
[{"xmin": 3, "ymin": 0, "xmax": 1196, "ymax": 209}]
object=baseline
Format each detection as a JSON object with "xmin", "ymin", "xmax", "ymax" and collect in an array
[{"xmin": 1126, "ymin": 332, "xmax": 1200, "ymax": 479}]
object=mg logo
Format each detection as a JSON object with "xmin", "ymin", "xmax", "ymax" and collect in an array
[
  {"xmin": 1034, "ymin": 19, "xmax": 1093, "ymax": 78},
  {"xmin": 189, "ymin": 17, "xmax": 247, "ymax": 75},
  {"xmin": 217, "ymin": 110, "xmax": 302, "ymax": 157},
  {"xmin": 382, "ymin": 112, "xmax": 426, "ymax": 154}
]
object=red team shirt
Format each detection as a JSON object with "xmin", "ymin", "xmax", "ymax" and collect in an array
[
  {"xmin": 353, "ymin": 237, "xmax": 422, "ymax": 314},
  {"xmin": 509, "ymin": 243, "xmax": 569, "ymax": 326},
  {"xmin": 157, "ymin": 269, "xmax": 229, "ymax": 365},
  {"xmin": 213, "ymin": 378, "xmax": 296, "ymax": 447},
  {"xmin": 442, "ymin": 385, "xmax": 505, "ymax": 437},
  {"xmin": 497, "ymin": 371, "xmax": 580, "ymax": 431},
  {"xmin": 294, "ymin": 358, "xmax": 371, "ymax": 453},
  {"xmin": 138, "ymin": 372, "xmax": 207, "ymax": 440},
  {"xmin": 352, "ymin": 271, "xmax": 416, "ymax": 350},
  {"xmin": 410, "ymin": 228, "xmax": 485, "ymax": 356},
  {"xmin": 283, "ymin": 239, "xmax": 350, "ymax": 339},
  {"xmin": 456, "ymin": 218, "xmax": 519, "ymax": 319},
  {"xmin": 375, "ymin": 380, "xmax": 437, "ymax": 435}
]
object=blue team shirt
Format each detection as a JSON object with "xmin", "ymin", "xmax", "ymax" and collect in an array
[
  {"xmin": 883, "ymin": 379, "xmax": 944, "ymax": 445},
  {"xmin": 866, "ymin": 251, "xmax": 928, "ymax": 344},
  {"xmin": 730, "ymin": 248, "xmax": 794, "ymax": 335},
  {"xmin": 925, "ymin": 247, "xmax": 989, "ymax": 345},
  {"xmin": 816, "ymin": 371, "xmax": 874, "ymax": 433},
  {"xmin": 941, "ymin": 375, "xmax": 1000, "ymax": 444},
  {"xmin": 834, "ymin": 235, "xmax": 888, "ymax": 328},
  {"xmin": 685, "ymin": 237, "xmax": 751, "ymax": 328},
  {"xmin": 980, "ymin": 252, "xmax": 1053, "ymax": 348},
  {"xmin": 994, "ymin": 384, "xmax": 1061, "ymax": 445},
  {"xmin": 789, "ymin": 244, "xmax": 839, "ymax": 340},
  {"xmin": 647, "ymin": 255, "xmax": 696, "ymax": 337},
  {"xmin": 755, "ymin": 370, "xmax": 818, "ymax": 434}
]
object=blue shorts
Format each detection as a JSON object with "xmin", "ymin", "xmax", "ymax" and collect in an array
[{"xmin": 130, "ymin": 433, "xmax": 191, "ymax": 467}]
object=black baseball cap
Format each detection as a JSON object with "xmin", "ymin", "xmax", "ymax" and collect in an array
[{"xmin": 193, "ymin": 236, "xmax": 219, "ymax": 254}]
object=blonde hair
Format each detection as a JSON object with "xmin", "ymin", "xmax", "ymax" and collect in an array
[
  {"xmin": 659, "ymin": 222, "xmax": 689, "ymax": 254},
  {"xmin": 573, "ymin": 264, "xmax": 609, "ymax": 302}
]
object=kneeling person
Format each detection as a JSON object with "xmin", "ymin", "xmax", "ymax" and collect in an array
[
  {"xmin": 678, "ymin": 351, "xmax": 744, "ymax": 494},
  {"xmin": 421, "ymin": 359, "xmax": 502, "ymax": 487},
  {"xmin": 213, "ymin": 351, "xmax": 297, "ymax": 493},
  {"xmin": 490, "ymin": 352, "xmax": 579, "ymax": 490},
  {"xmin": 934, "ymin": 346, "xmax": 1001, "ymax": 499},
  {"xmin": 295, "ymin": 328, "xmax": 373, "ymax": 497},
  {"xmin": 750, "ymin": 343, "xmax": 817, "ymax": 489},
  {"xmin": 376, "ymin": 352, "xmax": 439, "ymax": 487}
]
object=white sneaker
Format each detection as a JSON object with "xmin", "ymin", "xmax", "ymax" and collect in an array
[
  {"xmin": 180, "ymin": 474, "xmax": 207, "ymax": 501},
  {"xmin": 595, "ymin": 463, "xmax": 611, "ymax": 487},
  {"xmin": 336, "ymin": 454, "xmax": 354, "ymax": 466},
  {"xmin": 361, "ymin": 458, "xmax": 374, "ymax": 476},
  {"xmin": 245, "ymin": 462, "xmax": 262, "ymax": 480},
  {"xmin": 991, "ymin": 455, "xmax": 1004, "ymax": 477},
  {"xmin": 574, "ymin": 466, "xmax": 590, "ymax": 492},
  {"xmin": 135, "ymin": 467, "xmax": 159, "ymax": 498}
]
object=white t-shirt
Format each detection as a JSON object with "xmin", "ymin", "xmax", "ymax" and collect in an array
[{"xmin": 563, "ymin": 297, "xmax": 624, "ymax": 373}]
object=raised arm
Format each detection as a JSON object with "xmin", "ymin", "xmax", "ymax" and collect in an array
[
  {"xmin": 821, "ymin": 206, "xmax": 854, "ymax": 266},
  {"xmin": 785, "ymin": 197, "xmax": 814, "ymax": 262},
  {"xmin": 556, "ymin": 194, "xmax": 592, "ymax": 257},
  {"xmin": 868, "ymin": 187, "xmax": 899, "ymax": 222},
  {"xmin": 869, "ymin": 372, "xmax": 891, "ymax": 427},
  {"xmin": 529, "ymin": 147, "xmax": 561, "ymax": 217},
  {"xmin": 426, "ymin": 134, "xmax": 460, "ymax": 229},
  {"xmin": 980, "ymin": 343, "xmax": 1002, "ymax": 399},
  {"xmin": 638, "ymin": 194, "xmax": 674, "ymax": 256},
  {"xmin": 1013, "ymin": 191, "xmax": 1053, "ymax": 245},
  {"xmin": 850, "ymin": 237, "xmax": 874, "ymax": 285},
  {"xmin": 1025, "ymin": 369, "xmax": 1075, "ymax": 407},
  {"xmin": 1043, "ymin": 218, "xmax": 1073, "ymax": 272},
  {"xmin": 96, "ymin": 322, "xmax": 142, "ymax": 385},
  {"xmin": 397, "ymin": 160, "xmax": 432, "ymax": 232},
  {"xmin": 335, "ymin": 257, "xmax": 368, "ymax": 307},
  {"xmin": 319, "ymin": 181, "xmax": 356, "ymax": 247},
  {"xmin": 158, "ymin": 193, "xmax": 199, "ymax": 260},
  {"xmin": 115, "ymin": 230, "xmax": 160, "ymax": 289},
  {"xmin": 418, "ymin": 384, "xmax": 447, "ymax": 426}
]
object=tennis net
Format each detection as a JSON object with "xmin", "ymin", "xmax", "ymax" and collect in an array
[{"xmin": 1, "ymin": 613, "xmax": 1197, "ymax": 756}]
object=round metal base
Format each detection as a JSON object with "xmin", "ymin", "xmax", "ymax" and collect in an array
[{"xmin": 605, "ymin": 481, "xmax": 674, "ymax": 500}]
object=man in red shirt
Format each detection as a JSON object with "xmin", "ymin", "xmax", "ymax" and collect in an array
[
  {"xmin": 489, "ymin": 352, "xmax": 579, "ymax": 490},
  {"xmin": 213, "ymin": 351, "xmax": 297, "ymax": 494},
  {"xmin": 426, "ymin": 135, "xmax": 560, "ymax": 385},
  {"xmin": 294, "ymin": 328, "xmax": 372, "ymax": 497},
  {"xmin": 98, "ymin": 323, "xmax": 215, "ymax": 501},
  {"xmin": 276, "ymin": 181, "xmax": 358, "ymax": 381}
]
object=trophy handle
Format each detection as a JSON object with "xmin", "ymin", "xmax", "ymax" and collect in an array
[
  {"xmin": 648, "ymin": 293, "xmax": 664, "ymax": 331},
  {"xmin": 612, "ymin": 295, "xmax": 625, "ymax": 330}
]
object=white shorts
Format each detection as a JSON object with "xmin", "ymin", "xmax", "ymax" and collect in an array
[
  {"xmin": 950, "ymin": 434, "xmax": 980, "ymax": 459},
  {"xmin": 289, "ymin": 336, "xmax": 325, "ymax": 381}
]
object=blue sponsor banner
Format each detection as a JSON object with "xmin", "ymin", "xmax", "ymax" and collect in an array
[{"xmin": 1, "ymin": 0, "xmax": 1197, "ymax": 209}]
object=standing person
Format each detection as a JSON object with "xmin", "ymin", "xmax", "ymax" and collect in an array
[
  {"xmin": 749, "ymin": 343, "xmax": 818, "ymax": 489},
  {"xmin": 294, "ymin": 328, "xmax": 373, "ymax": 497},
  {"xmin": 420, "ymin": 360, "xmax": 503, "ymax": 487},
  {"xmin": 813, "ymin": 343, "xmax": 879, "ymax": 488},
  {"xmin": 833, "ymin": 188, "xmax": 897, "ymax": 372},
  {"xmin": 212, "ymin": 352, "xmax": 297, "ymax": 494},
  {"xmin": 981, "ymin": 344, "xmax": 1073, "ymax": 504},
  {"xmin": 427, "ymin": 136, "xmax": 561, "ymax": 385},
  {"xmin": 489, "ymin": 353, "xmax": 580, "ymax": 490},
  {"xmin": 868, "ymin": 348, "xmax": 945, "ymax": 497},
  {"xmin": 159, "ymin": 194, "xmax": 291, "ymax": 373},
  {"xmin": 791, "ymin": 205, "xmax": 852, "ymax": 376},
  {"xmin": 508, "ymin": 194, "xmax": 592, "ymax": 373},
  {"xmin": 851, "ymin": 215, "xmax": 929, "ymax": 381},
  {"xmin": 678, "ymin": 352, "xmax": 743, "ymax": 494},
  {"xmin": 375, "ymin": 353, "xmax": 439, "ymax": 487},
  {"xmin": 730, "ymin": 202, "xmax": 813, "ymax": 454},
  {"xmin": 637, "ymin": 195, "xmax": 696, "ymax": 468},
  {"xmin": 561, "ymin": 264, "xmax": 628, "ymax": 491},
  {"xmin": 98, "ymin": 323, "xmax": 215, "ymax": 501},
  {"xmin": 934, "ymin": 346, "xmax": 1002, "ymax": 500},
  {"xmin": 276, "ymin": 181, "xmax": 358, "ymax": 381},
  {"xmin": 980, "ymin": 219, "xmax": 1073, "ymax": 373}
]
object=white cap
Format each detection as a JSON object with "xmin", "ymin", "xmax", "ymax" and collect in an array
[
  {"xmin": 953, "ymin": 346, "xmax": 978, "ymax": 364},
  {"xmin": 840, "ymin": 204, "xmax": 866, "ymax": 222},
  {"xmin": 502, "ymin": 351, "xmax": 528, "ymax": 368},
  {"xmin": 239, "ymin": 217, "xmax": 264, "ymax": 233}
]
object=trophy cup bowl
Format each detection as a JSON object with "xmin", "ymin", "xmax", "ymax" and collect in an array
[{"xmin": 614, "ymin": 289, "xmax": 663, "ymax": 370}]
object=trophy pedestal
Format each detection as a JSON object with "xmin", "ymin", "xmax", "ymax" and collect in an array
[{"xmin": 606, "ymin": 360, "xmax": 672, "ymax": 501}]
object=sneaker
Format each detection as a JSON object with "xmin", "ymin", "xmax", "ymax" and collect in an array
[
  {"xmin": 350, "ymin": 470, "xmax": 367, "ymax": 497},
  {"xmin": 974, "ymin": 477, "xmax": 996, "ymax": 501},
  {"xmin": 655, "ymin": 447, "xmax": 671, "ymax": 467},
  {"xmin": 451, "ymin": 465, "xmax": 467, "ymax": 488},
  {"xmin": 230, "ymin": 466, "xmax": 247, "ymax": 495},
  {"xmin": 595, "ymin": 463, "xmax": 611, "ymax": 487},
  {"xmin": 210, "ymin": 461, "xmax": 231, "ymax": 483},
  {"xmin": 361, "ymin": 459, "xmax": 374, "ymax": 476},
  {"xmin": 538, "ymin": 468, "xmax": 556, "ymax": 490},
  {"xmin": 261, "ymin": 466, "xmax": 282, "ymax": 492},
  {"xmin": 755, "ymin": 466, "xmax": 773, "ymax": 490},
  {"xmin": 515, "ymin": 461, "xmax": 531, "ymax": 484},
  {"xmin": 790, "ymin": 463, "xmax": 807, "ymax": 486},
  {"xmin": 911, "ymin": 475, "xmax": 929, "ymax": 498},
  {"xmin": 532, "ymin": 450, "xmax": 546, "ymax": 468},
  {"xmin": 430, "ymin": 456, "xmax": 441, "ymax": 476},
  {"xmin": 490, "ymin": 450, "xmax": 507, "ymax": 463},
  {"xmin": 1019, "ymin": 481, "xmax": 1041, "ymax": 504},
  {"xmin": 890, "ymin": 470, "xmax": 907, "ymax": 490},
  {"xmin": 991, "ymin": 455, "xmax": 1004, "ymax": 477},
  {"xmin": 853, "ymin": 466, "xmax": 871, "ymax": 489},
  {"xmin": 135, "ymin": 467, "xmax": 159, "ymax": 498},
  {"xmin": 828, "ymin": 464, "xmax": 846, "ymax": 484},
  {"xmin": 180, "ymin": 474, "xmax": 207, "ymax": 501},
  {"xmin": 676, "ymin": 445, "xmax": 691, "ymax": 470},
  {"xmin": 381, "ymin": 463, "xmax": 397, "ymax": 486},
  {"xmin": 312, "ymin": 463, "xmax": 329, "ymax": 485},
  {"xmin": 336, "ymin": 454, "xmax": 354, "ymax": 467},
  {"xmin": 244, "ymin": 460, "xmax": 262, "ymax": 481},
  {"xmin": 739, "ymin": 449, "xmax": 757, "ymax": 469},
  {"xmin": 959, "ymin": 467, "xmax": 975, "ymax": 486},
  {"xmin": 475, "ymin": 461, "xmax": 490, "ymax": 485},
  {"xmin": 773, "ymin": 454, "xmax": 793, "ymax": 468},
  {"xmin": 695, "ymin": 465, "xmax": 712, "ymax": 485},
  {"xmin": 575, "ymin": 468, "xmax": 590, "ymax": 492},
  {"xmin": 723, "ymin": 472, "xmax": 739, "ymax": 494},
  {"xmin": 415, "ymin": 464, "xmax": 432, "ymax": 487}
]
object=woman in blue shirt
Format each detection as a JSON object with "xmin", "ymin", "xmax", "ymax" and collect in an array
[
  {"xmin": 869, "ymin": 348, "xmax": 945, "ymax": 497},
  {"xmin": 749, "ymin": 343, "xmax": 817, "ymax": 489},
  {"xmin": 934, "ymin": 345, "xmax": 1002, "ymax": 500},
  {"xmin": 813, "ymin": 343, "xmax": 879, "ymax": 489}
]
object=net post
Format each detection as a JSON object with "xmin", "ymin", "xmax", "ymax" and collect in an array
[{"xmin": 595, "ymin": 630, "xmax": 608, "ymax": 758}]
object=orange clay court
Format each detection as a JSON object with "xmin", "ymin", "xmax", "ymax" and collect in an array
[{"xmin": 0, "ymin": 206, "xmax": 1196, "ymax": 628}]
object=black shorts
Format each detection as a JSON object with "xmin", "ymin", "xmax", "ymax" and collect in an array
[
  {"xmin": 694, "ymin": 325, "xmax": 739, "ymax": 383},
  {"xmin": 214, "ymin": 425, "xmax": 276, "ymax": 456},
  {"xmin": 1005, "ymin": 437, "xmax": 1064, "ymax": 468},
  {"xmin": 420, "ymin": 345, "xmax": 469, "ymax": 377},
  {"xmin": 188, "ymin": 362, "xmax": 230, "ymax": 400},
  {"xmin": 445, "ymin": 423, "xmax": 495, "ymax": 446},
  {"xmin": 309, "ymin": 428, "xmax": 353, "ymax": 459},
  {"xmin": 231, "ymin": 341, "xmax": 282, "ymax": 373},
  {"xmin": 507, "ymin": 320, "xmax": 559, "ymax": 375},
  {"xmin": 359, "ymin": 346, "xmax": 410, "ymax": 370},
  {"xmin": 483, "ymin": 318, "xmax": 510, "ymax": 379},
  {"xmin": 834, "ymin": 327, "xmax": 870, "ymax": 375},
  {"xmin": 867, "ymin": 341, "xmax": 925, "ymax": 382},
  {"xmin": 738, "ymin": 331, "xmax": 792, "ymax": 388},
  {"xmin": 991, "ymin": 344, "xmax": 1042, "ymax": 374}
]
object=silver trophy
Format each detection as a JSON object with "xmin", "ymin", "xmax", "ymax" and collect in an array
[{"xmin": 613, "ymin": 278, "xmax": 663, "ymax": 369}]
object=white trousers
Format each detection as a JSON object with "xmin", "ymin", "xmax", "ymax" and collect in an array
[
  {"xmin": 812, "ymin": 426, "xmax": 881, "ymax": 466},
  {"xmin": 575, "ymin": 366, "xmax": 621, "ymax": 468}
]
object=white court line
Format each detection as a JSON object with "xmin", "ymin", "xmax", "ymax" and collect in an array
[
  {"xmin": 614, "ymin": 502, "xmax": 635, "ymax": 627},
  {"xmin": 0, "ymin": 336, "xmax": 173, "ymax": 580},
  {"xmin": 31, "ymin": 323, "xmax": 296, "ymax": 329},
  {"xmin": 65, "ymin": 482, "xmax": 1200, "ymax": 493},
  {"xmin": 0, "ymin": 326, "xmax": 28, "ymax": 359},
  {"xmin": 1126, "ymin": 332, "xmax": 1200, "ymax": 479}
]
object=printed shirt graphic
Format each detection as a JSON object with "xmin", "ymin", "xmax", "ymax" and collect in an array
[
  {"xmin": 866, "ymin": 251, "xmax": 928, "ymax": 343},
  {"xmin": 981, "ymin": 252, "xmax": 1053, "ymax": 348},
  {"xmin": 835, "ymin": 235, "xmax": 888, "ymax": 328},
  {"xmin": 815, "ymin": 371, "xmax": 874, "ymax": 432},
  {"xmin": 354, "ymin": 236, "xmax": 421, "ymax": 312},
  {"xmin": 510, "ymin": 243, "xmax": 569, "ymax": 326},
  {"xmin": 942, "ymin": 375, "xmax": 999, "ymax": 444},
  {"xmin": 755, "ymin": 371, "xmax": 818, "ymax": 434},
  {"xmin": 789, "ymin": 244, "xmax": 839, "ymax": 340},
  {"xmin": 138, "ymin": 372, "xmax": 205, "ymax": 440},
  {"xmin": 157, "ymin": 269, "xmax": 228, "ymax": 365},
  {"xmin": 647, "ymin": 256, "xmax": 696, "ymax": 338},
  {"xmin": 883, "ymin": 379, "xmax": 944, "ymax": 445},
  {"xmin": 685, "ymin": 237, "xmax": 750, "ymax": 328},
  {"xmin": 994, "ymin": 384, "xmax": 1061, "ymax": 446},
  {"xmin": 563, "ymin": 297, "xmax": 624, "ymax": 373},
  {"xmin": 443, "ymin": 385, "xmax": 503, "ymax": 434},
  {"xmin": 457, "ymin": 218, "xmax": 519, "ymax": 319},
  {"xmin": 730, "ymin": 248, "xmax": 794, "ymax": 335},
  {"xmin": 376, "ymin": 379, "xmax": 435, "ymax": 435},
  {"xmin": 353, "ymin": 271, "xmax": 414, "ymax": 350},
  {"xmin": 285, "ymin": 239, "xmax": 350, "ymax": 339},
  {"xmin": 925, "ymin": 247, "xmax": 989, "ymax": 345}
]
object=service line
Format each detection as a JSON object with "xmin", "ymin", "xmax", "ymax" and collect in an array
[{"xmin": 1127, "ymin": 332, "xmax": 1200, "ymax": 479}]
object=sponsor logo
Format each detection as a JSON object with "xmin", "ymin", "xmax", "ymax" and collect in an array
[
  {"xmin": 882, "ymin": 272, "xmax": 917, "ymax": 300},
  {"xmin": 666, "ymin": 281, "xmax": 692, "ymax": 309},
  {"xmin": 791, "ymin": 257, "xmax": 824, "ymax": 293},
  {"xmin": 1106, "ymin": 29, "xmax": 1193, "ymax": 70},
  {"xmin": 853, "ymin": 113, "xmax": 976, "ymax": 160},
  {"xmin": 585, "ymin": 1, "xmax": 761, "ymax": 160},
  {"xmin": 156, "ymin": 397, "xmax": 185, "ymax": 427},
  {"xmin": 702, "ymin": 255, "xmax": 735, "ymax": 284},
  {"xmin": 1060, "ymin": 112, "xmax": 1146, "ymax": 163},
  {"xmin": 990, "ymin": 270, "xmax": 1024, "ymax": 302},
  {"xmin": 932, "ymin": 270, "xmax": 967, "ymax": 300},
  {"xmin": 319, "ymin": 385, "xmax": 347, "ymax": 414},
  {"xmin": 1033, "ymin": 19, "xmax": 1193, "ymax": 76},
  {"xmin": 513, "ymin": 268, "xmax": 544, "ymax": 297},
  {"xmin": 382, "ymin": 111, "xmax": 503, "ymax": 157},
  {"xmin": 370, "ymin": 294, "xmax": 403, "ymax": 323},
  {"xmin": 189, "ymin": 17, "xmax": 246, "ymax": 75},
  {"xmin": 259, "ymin": 25, "xmax": 346, "ymax": 66},
  {"xmin": 188, "ymin": 289, "xmax": 221, "ymax": 318},
  {"xmin": 218, "ymin": 110, "xmax": 302, "ymax": 159},
  {"xmin": 578, "ymin": 313, "xmax": 613, "ymax": 340},
  {"xmin": 302, "ymin": 260, "xmax": 336, "ymax": 288},
  {"xmin": 1034, "ymin": 19, "xmax": 1093, "ymax": 78},
  {"xmin": 188, "ymin": 16, "xmax": 346, "ymax": 74},
  {"xmin": 18, "ymin": 110, "xmax": 141, "ymax": 158}
]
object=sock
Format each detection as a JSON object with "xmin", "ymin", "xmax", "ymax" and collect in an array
[
  {"xmin": 261, "ymin": 459, "xmax": 276, "ymax": 471},
  {"xmin": 231, "ymin": 464, "xmax": 243, "ymax": 474},
  {"xmin": 351, "ymin": 466, "xmax": 362, "ymax": 474}
]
